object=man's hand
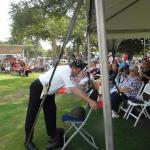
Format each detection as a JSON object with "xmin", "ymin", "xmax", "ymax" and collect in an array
[{"xmin": 88, "ymin": 99, "xmax": 98, "ymax": 110}]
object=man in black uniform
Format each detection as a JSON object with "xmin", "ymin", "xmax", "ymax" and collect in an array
[{"xmin": 25, "ymin": 59, "xmax": 98, "ymax": 150}]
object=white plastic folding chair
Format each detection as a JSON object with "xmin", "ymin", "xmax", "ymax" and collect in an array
[
  {"xmin": 125, "ymin": 82, "xmax": 150, "ymax": 127},
  {"xmin": 61, "ymin": 89, "xmax": 99, "ymax": 150},
  {"xmin": 119, "ymin": 82, "xmax": 145, "ymax": 119}
]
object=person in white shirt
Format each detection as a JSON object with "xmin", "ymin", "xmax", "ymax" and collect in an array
[{"xmin": 24, "ymin": 59, "xmax": 98, "ymax": 150}]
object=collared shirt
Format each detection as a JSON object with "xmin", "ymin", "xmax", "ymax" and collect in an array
[{"xmin": 39, "ymin": 65, "xmax": 76, "ymax": 95}]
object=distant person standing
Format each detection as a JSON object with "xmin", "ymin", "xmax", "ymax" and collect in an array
[{"xmin": 108, "ymin": 52, "xmax": 113, "ymax": 64}]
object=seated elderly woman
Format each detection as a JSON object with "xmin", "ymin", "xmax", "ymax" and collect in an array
[{"xmin": 111, "ymin": 64, "xmax": 142, "ymax": 118}]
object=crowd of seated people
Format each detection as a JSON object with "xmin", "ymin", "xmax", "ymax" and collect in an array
[
  {"xmin": 73, "ymin": 54, "xmax": 150, "ymax": 119},
  {"xmin": 11, "ymin": 60, "xmax": 30, "ymax": 76},
  {"xmin": 0, "ymin": 60, "xmax": 30, "ymax": 76},
  {"xmin": 0, "ymin": 58, "xmax": 53, "ymax": 77},
  {"xmin": 108, "ymin": 56, "xmax": 150, "ymax": 118}
]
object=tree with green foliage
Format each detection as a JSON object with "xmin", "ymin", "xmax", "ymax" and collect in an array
[
  {"xmin": 9, "ymin": 0, "xmax": 87, "ymax": 58},
  {"xmin": 118, "ymin": 39, "xmax": 143, "ymax": 60}
]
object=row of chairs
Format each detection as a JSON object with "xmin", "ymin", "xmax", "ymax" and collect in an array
[{"xmin": 119, "ymin": 82, "xmax": 150, "ymax": 127}]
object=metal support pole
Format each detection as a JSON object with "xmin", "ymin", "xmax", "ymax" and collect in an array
[
  {"xmin": 85, "ymin": 0, "xmax": 91, "ymax": 64},
  {"xmin": 23, "ymin": 49, "xmax": 25, "ymax": 58},
  {"xmin": 95, "ymin": 0, "xmax": 114, "ymax": 150},
  {"xmin": 87, "ymin": 33, "xmax": 91, "ymax": 65},
  {"xmin": 144, "ymin": 38, "xmax": 145, "ymax": 56}
]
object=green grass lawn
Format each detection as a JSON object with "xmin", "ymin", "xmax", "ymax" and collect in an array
[{"xmin": 0, "ymin": 72, "xmax": 150, "ymax": 150}]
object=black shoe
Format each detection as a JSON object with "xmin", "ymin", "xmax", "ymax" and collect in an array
[
  {"xmin": 47, "ymin": 128, "xmax": 64, "ymax": 150},
  {"xmin": 25, "ymin": 142, "xmax": 38, "ymax": 150}
]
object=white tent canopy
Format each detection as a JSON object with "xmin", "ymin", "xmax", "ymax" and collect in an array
[
  {"xmin": 106, "ymin": 0, "xmax": 150, "ymax": 39},
  {"xmin": 88, "ymin": 0, "xmax": 150, "ymax": 39}
]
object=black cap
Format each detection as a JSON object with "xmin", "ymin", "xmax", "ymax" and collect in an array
[{"xmin": 70, "ymin": 59, "xmax": 87, "ymax": 70}]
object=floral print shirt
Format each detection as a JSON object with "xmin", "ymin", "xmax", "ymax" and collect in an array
[{"xmin": 119, "ymin": 75, "xmax": 142, "ymax": 98}]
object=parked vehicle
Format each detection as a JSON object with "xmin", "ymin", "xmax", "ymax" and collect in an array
[{"xmin": 0, "ymin": 54, "xmax": 16, "ymax": 63}]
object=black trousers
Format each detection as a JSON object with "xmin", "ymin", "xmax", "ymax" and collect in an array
[
  {"xmin": 111, "ymin": 92, "xmax": 128, "ymax": 112},
  {"xmin": 25, "ymin": 79, "xmax": 57, "ymax": 143}
]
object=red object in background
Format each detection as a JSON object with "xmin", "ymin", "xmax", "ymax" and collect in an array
[
  {"xmin": 123, "ymin": 54, "xmax": 128, "ymax": 61},
  {"xmin": 57, "ymin": 87, "xmax": 65, "ymax": 94},
  {"xmin": 98, "ymin": 100, "xmax": 103, "ymax": 108},
  {"xmin": 113, "ymin": 59, "xmax": 118, "ymax": 63}
]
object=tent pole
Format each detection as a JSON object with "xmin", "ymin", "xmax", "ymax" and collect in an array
[
  {"xmin": 87, "ymin": 32, "xmax": 90, "ymax": 64},
  {"xmin": 85, "ymin": 0, "xmax": 91, "ymax": 64},
  {"xmin": 144, "ymin": 38, "xmax": 146, "ymax": 56},
  {"xmin": 95, "ymin": 0, "xmax": 114, "ymax": 150}
]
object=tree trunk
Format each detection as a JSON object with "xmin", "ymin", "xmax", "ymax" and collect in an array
[
  {"xmin": 76, "ymin": 37, "xmax": 81, "ymax": 57},
  {"xmin": 51, "ymin": 38, "xmax": 57, "ymax": 65}
]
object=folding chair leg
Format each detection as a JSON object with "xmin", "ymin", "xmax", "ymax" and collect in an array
[
  {"xmin": 81, "ymin": 128, "xmax": 94, "ymax": 139},
  {"xmin": 61, "ymin": 124, "xmax": 84, "ymax": 150},
  {"xmin": 142, "ymin": 107, "xmax": 150, "ymax": 119},
  {"xmin": 134, "ymin": 106, "xmax": 147, "ymax": 127},
  {"xmin": 123, "ymin": 105, "xmax": 132, "ymax": 119},
  {"xmin": 61, "ymin": 123, "xmax": 99, "ymax": 150},
  {"xmin": 73, "ymin": 125, "xmax": 99, "ymax": 149},
  {"xmin": 61, "ymin": 106, "xmax": 99, "ymax": 150},
  {"xmin": 64, "ymin": 124, "xmax": 74, "ymax": 136},
  {"xmin": 146, "ymin": 111, "xmax": 150, "ymax": 119},
  {"xmin": 126, "ymin": 106, "xmax": 134, "ymax": 120}
]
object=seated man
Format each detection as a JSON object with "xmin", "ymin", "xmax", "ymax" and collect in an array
[{"xmin": 111, "ymin": 64, "xmax": 142, "ymax": 118}]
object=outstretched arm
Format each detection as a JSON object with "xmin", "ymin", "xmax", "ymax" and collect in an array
[{"xmin": 69, "ymin": 87, "xmax": 98, "ymax": 110}]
